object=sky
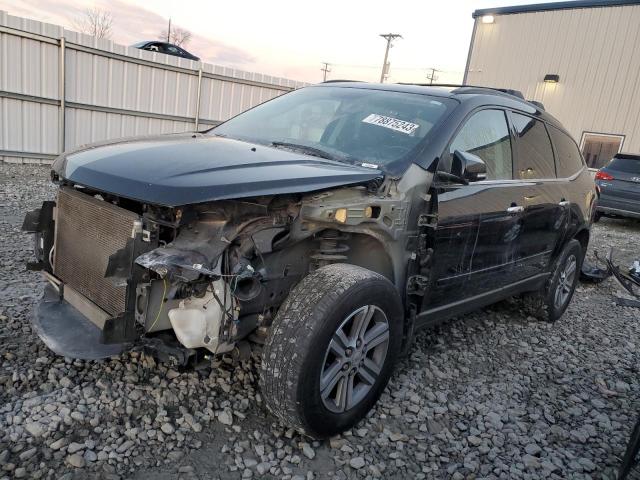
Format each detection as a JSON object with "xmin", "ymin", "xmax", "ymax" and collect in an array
[{"xmin": 0, "ymin": 0, "xmax": 552, "ymax": 84}]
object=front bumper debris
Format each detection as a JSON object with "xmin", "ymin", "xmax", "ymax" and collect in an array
[{"xmin": 32, "ymin": 284, "xmax": 128, "ymax": 360}]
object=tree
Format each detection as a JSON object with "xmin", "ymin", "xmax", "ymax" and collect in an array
[
  {"xmin": 72, "ymin": 7, "xmax": 114, "ymax": 39},
  {"xmin": 159, "ymin": 25, "xmax": 192, "ymax": 47}
]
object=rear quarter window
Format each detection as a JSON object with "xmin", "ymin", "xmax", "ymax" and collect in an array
[
  {"xmin": 608, "ymin": 156, "xmax": 640, "ymax": 173},
  {"xmin": 548, "ymin": 126, "xmax": 585, "ymax": 178}
]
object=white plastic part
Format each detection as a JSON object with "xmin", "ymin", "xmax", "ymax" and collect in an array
[{"xmin": 167, "ymin": 279, "xmax": 235, "ymax": 354}]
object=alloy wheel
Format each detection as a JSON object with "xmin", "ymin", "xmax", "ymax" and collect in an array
[
  {"xmin": 554, "ymin": 254, "xmax": 577, "ymax": 309},
  {"xmin": 320, "ymin": 305, "xmax": 390, "ymax": 413}
]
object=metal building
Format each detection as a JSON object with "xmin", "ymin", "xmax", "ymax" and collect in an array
[{"xmin": 464, "ymin": 0, "xmax": 640, "ymax": 169}]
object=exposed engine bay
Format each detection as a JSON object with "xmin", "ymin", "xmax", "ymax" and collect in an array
[{"xmin": 24, "ymin": 171, "xmax": 415, "ymax": 364}]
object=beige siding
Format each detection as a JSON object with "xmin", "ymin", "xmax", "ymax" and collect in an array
[{"xmin": 466, "ymin": 4, "xmax": 640, "ymax": 153}]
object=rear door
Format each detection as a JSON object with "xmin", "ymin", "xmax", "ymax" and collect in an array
[
  {"xmin": 598, "ymin": 155, "xmax": 640, "ymax": 214},
  {"xmin": 509, "ymin": 112, "xmax": 567, "ymax": 279},
  {"xmin": 425, "ymin": 108, "xmax": 525, "ymax": 309}
]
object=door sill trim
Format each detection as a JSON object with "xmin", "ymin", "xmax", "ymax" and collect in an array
[{"xmin": 416, "ymin": 273, "xmax": 550, "ymax": 330}]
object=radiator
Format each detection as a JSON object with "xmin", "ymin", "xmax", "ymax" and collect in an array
[{"xmin": 54, "ymin": 187, "xmax": 139, "ymax": 316}]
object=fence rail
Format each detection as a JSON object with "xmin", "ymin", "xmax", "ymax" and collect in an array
[{"xmin": 0, "ymin": 11, "xmax": 305, "ymax": 164}]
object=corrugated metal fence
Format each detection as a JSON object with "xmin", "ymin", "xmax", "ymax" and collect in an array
[{"xmin": 0, "ymin": 11, "xmax": 306, "ymax": 164}]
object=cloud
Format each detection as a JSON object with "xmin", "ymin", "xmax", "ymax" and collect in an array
[{"xmin": 0, "ymin": 0, "xmax": 255, "ymax": 66}]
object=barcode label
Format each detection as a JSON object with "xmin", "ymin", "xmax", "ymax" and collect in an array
[{"xmin": 362, "ymin": 114, "xmax": 420, "ymax": 135}]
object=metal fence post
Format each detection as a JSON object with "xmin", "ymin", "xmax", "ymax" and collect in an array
[
  {"xmin": 194, "ymin": 66, "xmax": 203, "ymax": 131},
  {"xmin": 58, "ymin": 36, "xmax": 66, "ymax": 154}
]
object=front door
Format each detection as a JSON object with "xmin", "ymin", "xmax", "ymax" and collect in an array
[{"xmin": 424, "ymin": 109, "xmax": 524, "ymax": 310}]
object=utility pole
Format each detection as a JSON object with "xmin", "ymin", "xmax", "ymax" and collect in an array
[
  {"xmin": 379, "ymin": 33, "xmax": 402, "ymax": 83},
  {"xmin": 426, "ymin": 67, "xmax": 441, "ymax": 85},
  {"xmin": 321, "ymin": 62, "xmax": 331, "ymax": 82},
  {"xmin": 167, "ymin": 18, "xmax": 171, "ymax": 42}
]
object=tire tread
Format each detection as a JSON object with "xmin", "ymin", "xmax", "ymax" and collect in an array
[{"xmin": 260, "ymin": 263, "xmax": 393, "ymax": 435}]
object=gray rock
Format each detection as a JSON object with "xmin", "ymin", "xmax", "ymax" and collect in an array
[
  {"xmin": 350, "ymin": 457, "xmax": 366, "ymax": 469},
  {"xmin": 24, "ymin": 422, "xmax": 44, "ymax": 438},
  {"xmin": 523, "ymin": 454, "xmax": 541, "ymax": 469},
  {"xmin": 84, "ymin": 450, "xmax": 97, "ymax": 463},
  {"xmin": 59, "ymin": 377, "xmax": 73, "ymax": 388},
  {"xmin": 468, "ymin": 435, "xmax": 482, "ymax": 446},
  {"xmin": 301, "ymin": 443, "xmax": 315, "ymax": 459},
  {"xmin": 66, "ymin": 443, "xmax": 84, "ymax": 454},
  {"xmin": 19, "ymin": 447, "xmax": 37, "ymax": 461},
  {"xmin": 524, "ymin": 443, "xmax": 541, "ymax": 456},
  {"xmin": 160, "ymin": 423, "xmax": 175, "ymax": 435},
  {"xmin": 218, "ymin": 411, "xmax": 233, "ymax": 426},
  {"xmin": 116, "ymin": 440, "xmax": 134, "ymax": 453},
  {"xmin": 66, "ymin": 454, "xmax": 85, "ymax": 468},
  {"xmin": 49, "ymin": 438, "xmax": 67, "ymax": 451}
]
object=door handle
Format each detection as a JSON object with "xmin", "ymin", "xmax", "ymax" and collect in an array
[
  {"xmin": 559, "ymin": 200, "xmax": 570, "ymax": 207},
  {"xmin": 507, "ymin": 205, "xmax": 524, "ymax": 214}
]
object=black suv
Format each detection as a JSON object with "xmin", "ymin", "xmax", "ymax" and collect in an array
[{"xmin": 23, "ymin": 82, "xmax": 596, "ymax": 437}]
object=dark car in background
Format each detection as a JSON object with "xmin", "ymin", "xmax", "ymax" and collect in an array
[
  {"xmin": 595, "ymin": 153, "xmax": 640, "ymax": 221},
  {"xmin": 132, "ymin": 41, "xmax": 199, "ymax": 61}
]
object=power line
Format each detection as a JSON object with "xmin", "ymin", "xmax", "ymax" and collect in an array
[
  {"xmin": 426, "ymin": 67, "xmax": 442, "ymax": 85},
  {"xmin": 379, "ymin": 33, "xmax": 402, "ymax": 83},
  {"xmin": 320, "ymin": 62, "xmax": 331, "ymax": 82}
]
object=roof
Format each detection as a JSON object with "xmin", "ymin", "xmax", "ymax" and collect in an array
[
  {"xmin": 473, "ymin": 0, "xmax": 640, "ymax": 18},
  {"xmin": 317, "ymin": 81, "xmax": 525, "ymax": 101},
  {"xmin": 312, "ymin": 81, "xmax": 562, "ymax": 124}
]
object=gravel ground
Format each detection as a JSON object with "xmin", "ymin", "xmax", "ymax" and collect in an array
[{"xmin": 1, "ymin": 162, "xmax": 640, "ymax": 480}]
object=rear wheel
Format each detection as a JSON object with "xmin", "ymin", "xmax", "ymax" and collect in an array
[
  {"xmin": 260, "ymin": 263, "xmax": 403, "ymax": 438},
  {"xmin": 523, "ymin": 239, "xmax": 583, "ymax": 322}
]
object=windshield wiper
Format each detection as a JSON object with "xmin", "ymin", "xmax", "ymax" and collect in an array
[{"xmin": 270, "ymin": 142, "xmax": 337, "ymax": 161}]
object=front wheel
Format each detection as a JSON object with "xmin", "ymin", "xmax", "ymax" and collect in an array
[{"xmin": 260, "ymin": 263, "xmax": 403, "ymax": 438}]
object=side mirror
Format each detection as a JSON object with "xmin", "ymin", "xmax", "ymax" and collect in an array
[{"xmin": 452, "ymin": 150, "xmax": 487, "ymax": 182}]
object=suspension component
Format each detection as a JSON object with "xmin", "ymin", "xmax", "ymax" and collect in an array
[{"xmin": 311, "ymin": 230, "xmax": 350, "ymax": 268}]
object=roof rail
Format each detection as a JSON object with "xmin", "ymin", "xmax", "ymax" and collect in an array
[
  {"xmin": 321, "ymin": 79, "xmax": 361, "ymax": 83},
  {"xmin": 395, "ymin": 82, "xmax": 526, "ymax": 99},
  {"xmin": 528, "ymin": 100, "xmax": 545, "ymax": 110}
]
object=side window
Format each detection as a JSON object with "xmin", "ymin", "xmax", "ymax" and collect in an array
[
  {"xmin": 511, "ymin": 113, "xmax": 556, "ymax": 179},
  {"xmin": 548, "ymin": 126, "xmax": 585, "ymax": 177},
  {"xmin": 163, "ymin": 44, "xmax": 180, "ymax": 54},
  {"xmin": 144, "ymin": 43, "xmax": 161, "ymax": 52},
  {"xmin": 448, "ymin": 109, "xmax": 513, "ymax": 180}
]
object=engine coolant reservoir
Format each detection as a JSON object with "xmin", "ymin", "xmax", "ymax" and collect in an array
[{"xmin": 167, "ymin": 279, "xmax": 235, "ymax": 354}]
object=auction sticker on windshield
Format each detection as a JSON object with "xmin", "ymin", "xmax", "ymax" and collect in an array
[{"xmin": 362, "ymin": 114, "xmax": 420, "ymax": 135}]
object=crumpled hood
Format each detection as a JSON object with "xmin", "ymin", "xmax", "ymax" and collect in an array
[{"xmin": 52, "ymin": 133, "xmax": 382, "ymax": 207}]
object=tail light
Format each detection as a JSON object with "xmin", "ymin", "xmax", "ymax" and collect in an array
[{"xmin": 595, "ymin": 170, "xmax": 614, "ymax": 181}]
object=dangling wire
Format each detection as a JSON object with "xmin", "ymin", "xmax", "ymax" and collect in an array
[{"xmin": 147, "ymin": 277, "xmax": 167, "ymax": 332}]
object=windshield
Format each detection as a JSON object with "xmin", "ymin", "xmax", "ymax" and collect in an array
[
  {"xmin": 210, "ymin": 86, "xmax": 456, "ymax": 172},
  {"xmin": 609, "ymin": 156, "xmax": 640, "ymax": 173}
]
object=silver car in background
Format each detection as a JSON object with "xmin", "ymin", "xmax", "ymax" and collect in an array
[{"xmin": 595, "ymin": 153, "xmax": 640, "ymax": 221}]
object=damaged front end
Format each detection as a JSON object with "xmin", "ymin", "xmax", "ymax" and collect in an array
[
  {"xmin": 23, "ymin": 183, "xmax": 307, "ymax": 363},
  {"xmin": 23, "ymin": 169, "xmax": 405, "ymax": 365}
]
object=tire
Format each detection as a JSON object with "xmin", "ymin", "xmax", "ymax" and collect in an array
[
  {"xmin": 522, "ymin": 239, "xmax": 583, "ymax": 322},
  {"xmin": 260, "ymin": 263, "xmax": 403, "ymax": 438},
  {"xmin": 593, "ymin": 211, "xmax": 602, "ymax": 223}
]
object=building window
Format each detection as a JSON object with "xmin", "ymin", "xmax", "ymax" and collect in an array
[{"xmin": 580, "ymin": 132, "xmax": 624, "ymax": 169}]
